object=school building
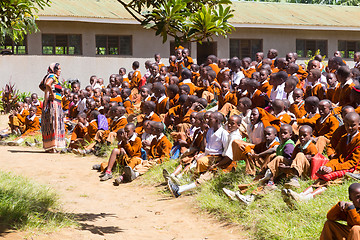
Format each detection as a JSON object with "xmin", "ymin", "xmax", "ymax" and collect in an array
[{"xmin": 1, "ymin": 0, "xmax": 360, "ymax": 94}]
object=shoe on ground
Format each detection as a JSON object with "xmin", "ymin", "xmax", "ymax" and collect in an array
[
  {"xmin": 114, "ymin": 176, "xmax": 124, "ymax": 185},
  {"xmin": 34, "ymin": 139, "xmax": 39, "ymax": 144},
  {"xmin": 287, "ymin": 189, "xmax": 309, "ymax": 202},
  {"xmin": 124, "ymin": 166, "xmax": 137, "ymax": 182},
  {"xmin": 235, "ymin": 192, "xmax": 254, "ymax": 205},
  {"xmin": 169, "ymin": 174, "xmax": 181, "ymax": 185},
  {"xmin": 346, "ymin": 172, "xmax": 360, "ymax": 180},
  {"xmin": 60, "ymin": 148, "xmax": 68, "ymax": 154},
  {"xmin": 162, "ymin": 169, "xmax": 170, "ymax": 181},
  {"xmin": 92, "ymin": 164, "xmax": 101, "ymax": 171},
  {"xmin": 7, "ymin": 141, "xmax": 19, "ymax": 146},
  {"xmin": 284, "ymin": 177, "xmax": 301, "ymax": 189},
  {"xmin": 100, "ymin": 172, "xmax": 112, "ymax": 181},
  {"xmin": 72, "ymin": 149, "xmax": 82, "ymax": 155},
  {"xmin": 259, "ymin": 169, "xmax": 273, "ymax": 184},
  {"xmin": 0, "ymin": 141, "xmax": 6, "ymax": 146},
  {"xmin": 222, "ymin": 188, "xmax": 238, "ymax": 201},
  {"xmin": 167, "ymin": 179, "xmax": 181, "ymax": 198}
]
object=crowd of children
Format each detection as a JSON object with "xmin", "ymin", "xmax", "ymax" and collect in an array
[{"xmin": 3, "ymin": 47, "xmax": 360, "ymax": 238}]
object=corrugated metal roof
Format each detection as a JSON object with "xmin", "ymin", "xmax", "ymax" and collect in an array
[
  {"xmin": 230, "ymin": 1, "xmax": 360, "ymax": 28},
  {"xmin": 36, "ymin": 0, "xmax": 360, "ymax": 29}
]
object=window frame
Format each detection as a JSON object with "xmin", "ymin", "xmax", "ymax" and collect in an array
[
  {"xmin": 338, "ymin": 40, "xmax": 360, "ymax": 59},
  {"xmin": 0, "ymin": 36, "xmax": 28, "ymax": 55},
  {"xmin": 296, "ymin": 39, "xmax": 328, "ymax": 58},
  {"xmin": 95, "ymin": 35, "xmax": 133, "ymax": 56},
  {"xmin": 229, "ymin": 38, "xmax": 263, "ymax": 60},
  {"xmin": 42, "ymin": 34, "xmax": 82, "ymax": 55}
]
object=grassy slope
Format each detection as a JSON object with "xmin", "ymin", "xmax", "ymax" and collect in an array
[
  {"xmin": 0, "ymin": 170, "xmax": 74, "ymax": 231},
  {"xmin": 141, "ymin": 161, "xmax": 355, "ymax": 240}
]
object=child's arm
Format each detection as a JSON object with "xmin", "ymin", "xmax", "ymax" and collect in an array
[{"xmin": 257, "ymin": 147, "xmax": 277, "ymax": 158}]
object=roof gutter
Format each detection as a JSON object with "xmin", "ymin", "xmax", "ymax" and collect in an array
[
  {"xmin": 38, "ymin": 16, "xmax": 139, "ymax": 24},
  {"xmin": 232, "ymin": 23, "xmax": 360, "ymax": 31}
]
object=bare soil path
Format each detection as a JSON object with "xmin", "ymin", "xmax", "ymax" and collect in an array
[{"xmin": 0, "ymin": 116, "xmax": 246, "ymax": 240}]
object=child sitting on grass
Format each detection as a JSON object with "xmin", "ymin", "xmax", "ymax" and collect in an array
[
  {"xmin": 319, "ymin": 183, "xmax": 360, "ymax": 240},
  {"xmin": 93, "ymin": 123, "xmax": 142, "ymax": 184}
]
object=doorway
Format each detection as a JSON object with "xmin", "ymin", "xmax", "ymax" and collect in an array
[{"xmin": 196, "ymin": 42, "xmax": 217, "ymax": 65}]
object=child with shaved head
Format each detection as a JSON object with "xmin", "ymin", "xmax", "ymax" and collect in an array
[{"xmin": 320, "ymin": 183, "xmax": 360, "ymax": 240}]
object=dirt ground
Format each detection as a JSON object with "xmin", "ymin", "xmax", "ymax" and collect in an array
[{"xmin": 0, "ymin": 115, "xmax": 246, "ymax": 240}]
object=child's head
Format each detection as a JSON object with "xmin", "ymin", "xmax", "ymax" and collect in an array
[
  {"xmin": 69, "ymin": 92, "xmax": 74, "ymax": 102},
  {"xmin": 274, "ymin": 71, "xmax": 288, "ymax": 86},
  {"xmin": 77, "ymin": 112, "xmax": 87, "ymax": 124},
  {"xmin": 28, "ymin": 106, "xmax": 37, "ymax": 117},
  {"xmin": 341, "ymin": 106, "xmax": 355, "ymax": 119},
  {"xmin": 90, "ymin": 75, "xmax": 97, "ymax": 85},
  {"xmin": 259, "ymin": 69, "xmax": 269, "ymax": 83},
  {"xmin": 166, "ymin": 84, "xmax": 179, "ymax": 99},
  {"xmin": 154, "ymin": 53, "xmax": 161, "ymax": 63},
  {"xmin": 120, "ymin": 88, "xmax": 131, "ymax": 99},
  {"xmin": 264, "ymin": 126, "xmax": 277, "ymax": 143},
  {"xmin": 183, "ymin": 48, "xmax": 190, "ymax": 57},
  {"xmin": 153, "ymin": 83, "xmax": 166, "ymax": 99},
  {"xmin": 160, "ymin": 66, "xmax": 167, "ymax": 76},
  {"xmin": 144, "ymin": 120, "xmax": 152, "ymax": 134},
  {"xmin": 267, "ymin": 49, "xmax": 278, "ymax": 59},
  {"xmin": 94, "ymin": 97, "xmax": 102, "ymax": 108},
  {"xmin": 194, "ymin": 112, "xmax": 204, "ymax": 128},
  {"xmin": 279, "ymin": 124, "xmax": 293, "ymax": 143},
  {"xmin": 132, "ymin": 61, "xmax": 140, "ymax": 70},
  {"xmin": 89, "ymin": 110, "xmax": 100, "ymax": 121},
  {"xmin": 245, "ymin": 79, "xmax": 260, "ymax": 93},
  {"xmin": 31, "ymin": 93, "xmax": 39, "ymax": 102},
  {"xmin": 218, "ymin": 59, "xmax": 227, "ymax": 69},
  {"xmin": 227, "ymin": 115, "xmax": 241, "ymax": 132},
  {"xmin": 209, "ymin": 112, "xmax": 224, "ymax": 129},
  {"xmin": 71, "ymin": 82, "xmax": 80, "ymax": 93},
  {"xmin": 237, "ymin": 97, "xmax": 252, "ymax": 113},
  {"xmin": 169, "ymin": 76, "xmax": 180, "ymax": 85},
  {"xmin": 190, "ymin": 112, "xmax": 197, "ymax": 125},
  {"xmin": 272, "ymin": 99, "xmax": 285, "ymax": 115},
  {"xmin": 241, "ymin": 57, "xmax": 251, "ymax": 69},
  {"xmin": 86, "ymin": 99, "xmax": 96, "ymax": 111},
  {"xmin": 348, "ymin": 183, "xmax": 360, "ymax": 209},
  {"xmin": 73, "ymin": 93, "xmax": 79, "ymax": 104},
  {"xmin": 116, "ymin": 128, "xmax": 125, "ymax": 142},
  {"xmin": 285, "ymin": 52, "xmax": 296, "ymax": 63},
  {"xmin": 85, "ymin": 85, "xmax": 93, "ymax": 94},
  {"xmin": 203, "ymin": 111, "xmax": 212, "ymax": 129},
  {"xmin": 206, "ymin": 55, "xmax": 218, "ymax": 65},
  {"xmin": 145, "ymin": 60, "xmax": 152, "ymax": 70},
  {"xmin": 293, "ymin": 88, "xmax": 304, "ymax": 103},
  {"xmin": 206, "ymin": 70, "xmax": 217, "ymax": 83},
  {"xmin": 336, "ymin": 66, "xmax": 351, "ymax": 84},
  {"xmin": 111, "ymin": 87, "xmax": 120, "ymax": 98},
  {"xmin": 298, "ymin": 125, "xmax": 312, "ymax": 145},
  {"xmin": 124, "ymin": 123, "xmax": 136, "ymax": 138},
  {"xmin": 169, "ymin": 55, "xmax": 176, "ymax": 64},
  {"xmin": 24, "ymin": 97, "xmax": 31, "ymax": 105},
  {"xmin": 220, "ymin": 81, "xmax": 230, "ymax": 95},
  {"xmin": 255, "ymin": 52, "xmax": 264, "ymax": 62},
  {"xmin": 304, "ymin": 96, "xmax": 319, "ymax": 113},
  {"xmin": 151, "ymin": 121, "xmax": 164, "ymax": 136},
  {"xmin": 140, "ymin": 86, "xmax": 151, "ymax": 99},
  {"xmin": 318, "ymin": 100, "xmax": 331, "ymax": 118},
  {"xmin": 250, "ymin": 108, "xmax": 260, "ymax": 125},
  {"xmin": 286, "ymin": 63, "xmax": 299, "ymax": 75},
  {"xmin": 93, "ymin": 88, "xmax": 102, "ymax": 97},
  {"xmin": 175, "ymin": 49, "xmax": 183, "ymax": 60},
  {"xmin": 308, "ymin": 69, "xmax": 321, "ymax": 83},
  {"xmin": 181, "ymin": 69, "xmax": 192, "ymax": 80},
  {"xmin": 276, "ymin": 58, "xmax": 288, "ymax": 70},
  {"xmin": 15, "ymin": 102, "xmax": 24, "ymax": 111},
  {"xmin": 344, "ymin": 112, "xmax": 360, "ymax": 136},
  {"xmin": 102, "ymin": 95, "xmax": 110, "ymax": 105},
  {"xmin": 151, "ymin": 64, "xmax": 160, "ymax": 76},
  {"xmin": 252, "ymin": 71, "xmax": 260, "ymax": 82},
  {"xmin": 284, "ymin": 78, "xmax": 298, "ymax": 94},
  {"xmin": 179, "ymin": 84, "xmax": 190, "ymax": 95},
  {"xmin": 142, "ymin": 101, "xmax": 156, "ymax": 115},
  {"xmin": 326, "ymin": 73, "xmax": 337, "ymax": 87},
  {"xmin": 119, "ymin": 67, "xmax": 127, "ymax": 76}
]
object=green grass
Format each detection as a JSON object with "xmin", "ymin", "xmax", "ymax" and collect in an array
[
  {"xmin": 141, "ymin": 160, "xmax": 355, "ymax": 240},
  {"xmin": 0, "ymin": 170, "xmax": 75, "ymax": 231}
]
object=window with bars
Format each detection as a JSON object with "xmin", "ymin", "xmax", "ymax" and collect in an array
[
  {"xmin": 296, "ymin": 39, "xmax": 327, "ymax": 58},
  {"xmin": 42, "ymin": 34, "xmax": 82, "ymax": 55},
  {"xmin": 338, "ymin": 40, "xmax": 360, "ymax": 59},
  {"xmin": 96, "ymin": 35, "xmax": 132, "ymax": 55},
  {"xmin": 229, "ymin": 39, "xmax": 262, "ymax": 60},
  {"xmin": 0, "ymin": 36, "xmax": 27, "ymax": 54}
]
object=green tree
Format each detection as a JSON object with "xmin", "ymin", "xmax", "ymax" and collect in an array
[
  {"xmin": 0, "ymin": 0, "xmax": 50, "ymax": 43},
  {"xmin": 117, "ymin": 0, "xmax": 234, "ymax": 44}
]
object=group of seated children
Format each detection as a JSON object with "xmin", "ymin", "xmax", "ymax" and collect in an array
[{"xmin": 3, "ymin": 48, "xmax": 360, "ymax": 238}]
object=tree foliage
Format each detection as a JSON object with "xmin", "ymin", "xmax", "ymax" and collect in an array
[
  {"xmin": 0, "ymin": 0, "xmax": 50, "ymax": 43},
  {"xmin": 117, "ymin": 0, "xmax": 234, "ymax": 44},
  {"xmin": 239, "ymin": 0, "xmax": 360, "ymax": 6}
]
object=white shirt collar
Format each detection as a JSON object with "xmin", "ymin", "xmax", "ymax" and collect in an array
[
  {"xmin": 19, "ymin": 108, "xmax": 24, "ymax": 115},
  {"xmin": 129, "ymin": 133, "xmax": 137, "ymax": 142},
  {"xmin": 319, "ymin": 113, "xmax": 331, "ymax": 124},
  {"xmin": 157, "ymin": 94, "xmax": 167, "ymax": 103},
  {"xmin": 145, "ymin": 111, "xmax": 154, "ymax": 118},
  {"xmin": 300, "ymin": 139, "xmax": 312, "ymax": 150},
  {"xmin": 220, "ymin": 67, "xmax": 229, "ymax": 73},
  {"xmin": 157, "ymin": 133, "xmax": 165, "ymax": 141},
  {"xmin": 344, "ymin": 78, "xmax": 353, "ymax": 86},
  {"xmin": 266, "ymin": 139, "xmax": 277, "ymax": 148},
  {"xmin": 182, "ymin": 79, "xmax": 192, "ymax": 84},
  {"xmin": 276, "ymin": 111, "xmax": 287, "ymax": 118},
  {"xmin": 90, "ymin": 119, "xmax": 97, "ymax": 123},
  {"xmin": 27, "ymin": 114, "xmax": 36, "ymax": 121}
]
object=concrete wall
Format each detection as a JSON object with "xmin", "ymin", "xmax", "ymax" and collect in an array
[{"xmin": 1, "ymin": 20, "xmax": 359, "ymax": 94}]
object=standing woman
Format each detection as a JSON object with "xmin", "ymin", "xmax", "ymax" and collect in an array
[{"xmin": 41, "ymin": 63, "xmax": 66, "ymax": 153}]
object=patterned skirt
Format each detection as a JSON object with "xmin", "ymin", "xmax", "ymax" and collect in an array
[{"xmin": 41, "ymin": 100, "xmax": 66, "ymax": 150}]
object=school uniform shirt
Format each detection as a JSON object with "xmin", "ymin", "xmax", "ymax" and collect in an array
[
  {"xmin": 119, "ymin": 133, "xmax": 142, "ymax": 158},
  {"xmin": 276, "ymin": 139, "xmax": 295, "ymax": 159},
  {"xmin": 289, "ymin": 100, "xmax": 306, "ymax": 119},
  {"xmin": 291, "ymin": 140, "xmax": 318, "ymax": 159},
  {"xmin": 231, "ymin": 70, "xmax": 245, "ymax": 86},
  {"xmin": 276, "ymin": 111, "xmax": 292, "ymax": 125},
  {"xmin": 259, "ymin": 80, "xmax": 272, "ymax": 97},
  {"xmin": 24, "ymin": 114, "xmax": 40, "ymax": 134},
  {"xmin": 150, "ymin": 133, "xmax": 173, "ymax": 159},
  {"xmin": 109, "ymin": 116, "xmax": 128, "ymax": 132},
  {"xmin": 142, "ymin": 132, "xmax": 156, "ymax": 144},
  {"xmin": 223, "ymin": 129, "xmax": 242, "ymax": 160},
  {"xmin": 77, "ymin": 98, "xmax": 87, "ymax": 114},
  {"xmin": 204, "ymin": 126, "xmax": 229, "ymax": 156},
  {"xmin": 326, "ymin": 202, "xmax": 360, "ymax": 228},
  {"xmin": 71, "ymin": 122, "xmax": 88, "ymax": 141},
  {"xmin": 218, "ymin": 91, "xmax": 237, "ymax": 110},
  {"xmin": 247, "ymin": 121, "xmax": 264, "ymax": 145},
  {"xmin": 270, "ymin": 82, "xmax": 287, "ymax": 101},
  {"xmin": 155, "ymin": 94, "xmax": 169, "ymax": 115},
  {"xmin": 314, "ymin": 113, "xmax": 339, "ymax": 139}
]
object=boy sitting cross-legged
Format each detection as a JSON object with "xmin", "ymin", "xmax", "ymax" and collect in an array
[
  {"xmin": 94, "ymin": 123, "xmax": 142, "ymax": 183},
  {"xmin": 123, "ymin": 121, "xmax": 172, "ymax": 182}
]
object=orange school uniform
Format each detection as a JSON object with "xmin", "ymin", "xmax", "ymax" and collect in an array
[
  {"xmin": 149, "ymin": 134, "xmax": 173, "ymax": 160},
  {"xmin": 155, "ymin": 96, "xmax": 169, "ymax": 115},
  {"xmin": 218, "ymin": 91, "xmax": 237, "ymax": 110},
  {"xmin": 23, "ymin": 115, "xmax": 40, "ymax": 135},
  {"xmin": 288, "ymin": 100, "xmax": 306, "ymax": 119},
  {"xmin": 130, "ymin": 70, "xmax": 142, "ymax": 90},
  {"xmin": 258, "ymin": 80, "xmax": 272, "ymax": 97},
  {"xmin": 242, "ymin": 67, "xmax": 256, "ymax": 79}
]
